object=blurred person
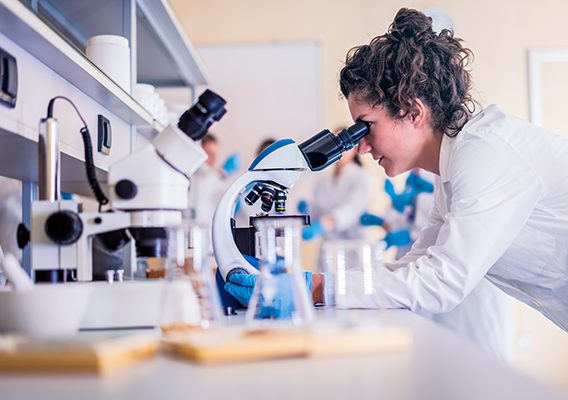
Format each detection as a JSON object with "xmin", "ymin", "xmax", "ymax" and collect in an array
[
  {"xmin": 187, "ymin": 134, "xmax": 240, "ymax": 247},
  {"xmin": 301, "ymin": 135, "xmax": 372, "ymax": 242}
]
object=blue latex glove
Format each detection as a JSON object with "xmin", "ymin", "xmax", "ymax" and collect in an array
[
  {"xmin": 384, "ymin": 179, "xmax": 414, "ymax": 213},
  {"xmin": 302, "ymin": 219, "xmax": 325, "ymax": 240},
  {"xmin": 360, "ymin": 212, "xmax": 385, "ymax": 227},
  {"xmin": 224, "ymin": 271, "xmax": 313, "ymax": 312},
  {"xmin": 222, "ymin": 153, "xmax": 241, "ymax": 176},
  {"xmin": 406, "ymin": 171, "xmax": 434, "ymax": 194},
  {"xmin": 384, "ymin": 228, "xmax": 412, "ymax": 248},
  {"xmin": 297, "ymin": 199, "xmax": 309, "ymax": 214}
]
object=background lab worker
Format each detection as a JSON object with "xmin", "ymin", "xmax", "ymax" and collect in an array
[
  {"xmin": 225, "ymin": 7, "xmax": 568, "ymax": 333},
  {"xmin": 301, "ymin": 138, "xmax": 372, "ymax": 242},
  {"xmin": 187, "ymin": 133, "xmax": 239, "ymax": 246}
]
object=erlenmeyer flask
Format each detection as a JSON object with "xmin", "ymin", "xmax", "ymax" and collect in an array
[
  {"xmin": 246, "ymin": 217, "xmax": 314, "ymax": 326},
  {"xmin": 160, "ymin": 224, "xmax": 222, "ymax": 333}
]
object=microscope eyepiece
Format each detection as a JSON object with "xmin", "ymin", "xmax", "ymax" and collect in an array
[
  {"xmin": 298, "ymin": 121, "xmax": 369, "ymax": 171},
  {"xmin": 177, "ymin": 89, "xmax": 227, "ymax": 141}
]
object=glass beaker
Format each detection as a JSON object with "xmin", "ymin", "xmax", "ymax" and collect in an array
[
  {"xmin": 160, "ymin": 224, "xmax": 222, "ymax": 334},
  {"xmin": 320, "ymin": 239, "xmax": 385, "ymax": 309},
  {"xmin": 246, "ymin": 217, "xmax": 314, "ymax": 326}
]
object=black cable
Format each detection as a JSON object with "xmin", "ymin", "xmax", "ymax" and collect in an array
[{"xmin": 46, "ymin": 96, "xmax": 109, "ymax": 210}]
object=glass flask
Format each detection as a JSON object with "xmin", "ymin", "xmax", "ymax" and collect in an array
[
  {"xmin": 160, "ymin": 224, "xmax": 222, "ymax": 333},
  {"xmin": 246, "ymin": 217, "xmax": 314, "ymax": 327},
  {"xmin": 320, "ymin": 239, "xmax": 385, "ymax": 309}
]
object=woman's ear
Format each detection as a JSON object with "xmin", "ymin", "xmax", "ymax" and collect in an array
[{"xmin": 410, "ymin": 99, "xmax": 427, "ymax": 126}]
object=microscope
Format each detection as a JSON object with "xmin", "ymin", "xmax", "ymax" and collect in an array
[
  {"xmin": 212, "ymin": 122, "xmax": 369, "ymax": 285},
  {"xmin": 19, "ymin": 89, "xmax": 226, "ymax": 283}
]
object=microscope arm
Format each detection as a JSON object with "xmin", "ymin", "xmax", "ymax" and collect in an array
[{"xmin": 213, "ymin": 169, "xmax": 304, "ymax": 280}]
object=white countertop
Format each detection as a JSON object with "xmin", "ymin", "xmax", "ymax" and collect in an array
[{"xmin": 0, "ymin": 309, "xmax": 565, "ymax": 400}]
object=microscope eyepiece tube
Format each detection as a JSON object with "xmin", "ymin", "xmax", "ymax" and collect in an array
[
  {"xmin": 298, "ymin": 121, "xmax": 369, "ymax": 172},
  {"xmin": 177, "ymin": 89, "xmax": 227, "ymax": 141}
]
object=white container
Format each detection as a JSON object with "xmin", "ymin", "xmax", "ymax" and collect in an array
[
  {"xmin": 86, "ymin": 35, "xmax": 131, "ymax": 93},
  {"xmin": 133, "ymin": 83, "xmax": 156, "ymax": 113},
  {"xmin": 0, "ymin": 284, "xmax": 91, "ymax": 336}
]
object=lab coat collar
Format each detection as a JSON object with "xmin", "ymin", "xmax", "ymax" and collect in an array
[{"xmin": 439, "ymin": 134, "xmax": 452, "ymax": 183}]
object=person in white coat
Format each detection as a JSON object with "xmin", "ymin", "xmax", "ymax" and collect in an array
[
  {"xmin": 335, "ymin": 8, "xmax": 568, "ymax": 331},
  {"xmin": 187, "ymin": 134, "xmax": 239, "ymax": 250},
  {"xmin": 301, "ymin": 144, "xmax": 372, "ymax": 241}
]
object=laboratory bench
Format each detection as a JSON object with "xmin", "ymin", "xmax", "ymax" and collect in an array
[{"xmin": 0, "ymin": 309, "xmax": 565, "ymax": 400}]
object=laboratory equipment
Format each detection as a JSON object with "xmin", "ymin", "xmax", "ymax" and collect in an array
[
  {"xmin": 18, "ymin": 89, "xmax": 226, "ymax": 282},
  {"xmin": 213, "ymin": 121, "xmax": 369, "ymax": 282},
  {"xmin": 160, "ymin": 224, "xmax": 222, "ymax": 331},
  {"xmin": 245, "ymin": 217, "xmax": 314, "ymax": 325},
  {"xmin": 320, "ymin": 239, "xmax": 384, "ymax": 309}
]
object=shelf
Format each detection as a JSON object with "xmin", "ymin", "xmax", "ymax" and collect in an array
[{"xmin": 0, "ymin": 0, "xmax": 154, "ymax": 127}]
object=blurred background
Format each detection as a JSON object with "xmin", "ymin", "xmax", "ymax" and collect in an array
[{"xmin": 160, "ymin": 0, "xmax": 568, "ymax": 390}]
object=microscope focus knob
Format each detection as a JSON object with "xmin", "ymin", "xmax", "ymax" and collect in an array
[
  {"xmin": 45, "ymin": 210, "xmax": 83, "ymax": 245},
  {"xmin": 115, "ymin": 179, "xmax": 138, "ymax": 200}
]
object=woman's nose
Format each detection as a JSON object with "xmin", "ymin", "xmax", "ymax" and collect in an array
[{"xmin": 357, "ymin": 138, "xmax": 371, "ymax": 154}]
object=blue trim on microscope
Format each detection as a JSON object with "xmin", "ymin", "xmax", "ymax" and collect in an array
[{"xmin": 248, "ymin": 138, "xmax": 295, "ymax": 171}]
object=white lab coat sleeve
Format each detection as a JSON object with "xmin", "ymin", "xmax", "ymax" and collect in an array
[
  {"xmin": 386, "ymin": 183, "xmax": 444, "ymax": 271},
  {"xmin": 330, "ymin": 171, "xmax": 372, "ymax": 231},
  {"xmin": 338, "ymin": 135, "xmax": 543, "ymax": 312}
]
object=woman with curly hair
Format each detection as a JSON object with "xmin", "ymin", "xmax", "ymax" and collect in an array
[{"xmin": 339, "ymin": 8, "xmax": 568, "ymax": 331}]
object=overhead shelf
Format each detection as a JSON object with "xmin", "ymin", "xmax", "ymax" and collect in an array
[
  {"xmin": 0, "ymin": 0, "xmax": 208, "ymax": 132},
  {"xmin": 0, "ymin": 0, "xmax": 153, "ymax": 127}
]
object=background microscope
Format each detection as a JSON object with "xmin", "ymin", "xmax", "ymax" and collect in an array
[{"xmin": 18, "ymin": 89, "xmax": 226, "ymax": 283}]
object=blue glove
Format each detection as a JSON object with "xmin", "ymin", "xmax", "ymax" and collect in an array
[
  {"xmin": 297, "ymin": 199, "xmax": 309, "ymax": 214},
  {"xmin": 222, "ymin": 153, "xmax": 241, "ymax": 176},
  {"xmin": 302, "ymin": 220, "xmax": 325, "ymax": 240},
  {"xmin": 224, "ymin": 271, "xmax": 313, "ymax": 313},
  {"xmin": 384, "ymin": 228, "xmax": 412, "ymax": 248},
  {"xmin": 406, "ymin": 171, "xmax": 434, "ymax": 194},
  {"xmin": 384, "ymin": 179, "xmax": 413, "ymax": 213},
  {"xmin": 360, "ymin": 212, "xmax": 385, "ymax": 227}
]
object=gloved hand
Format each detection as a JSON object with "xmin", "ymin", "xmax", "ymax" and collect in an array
[
  {"xmin": 384, "ymin": 179, "xmax": 414, "ymax": 213},
  {"xmin": 224, "ymin": 271, "xmax": 313, "ymax": 311},
  {"xmin": 302, "ymin": 219, "xmax": 325, "ymax": 240},
  {"xmin": 222, "ymin": 153, "xmax": 241, "ymax": 176},
  {"xmin": 406, "ymin": 171, "xmax": 434, "ymax": 194},
  {"xmin": 384, "ymin": 228, "xmax": 412, "ymax": 249},
  {"xmin": 297, "ymin": 199, "xmax": 309, "ymax": 214},
  {"xmin": 360, "ymin": 212, "xmax": 385, "ymax": 227}
]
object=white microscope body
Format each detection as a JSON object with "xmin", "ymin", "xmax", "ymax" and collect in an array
[
  {"xmin": 213, "ymin": 122, "xmax": 369, "ymax": 282},
  {"xmin": 213, "ymin": 139, "xmax": 309, "ymax": 279}
]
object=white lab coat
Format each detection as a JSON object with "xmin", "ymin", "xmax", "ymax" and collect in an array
[
  {"xmin": 187, "ymin": 163, "xmax": 227, "ymax": 251},
  {"xmin": 411, "ymin": 171, "xmax": 513, "ymax": 360},
  {"xmin": 341, "ymin": 105, "xmax": 568, "ymax": 332},
  {"xmin": 311, "ymin": 163, "xmax": 372, "ymax": 240}
]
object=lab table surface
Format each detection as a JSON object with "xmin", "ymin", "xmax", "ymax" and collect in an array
[{"xmin": 0, "ymin": 309, "xmax": 564, "ymax": 400}]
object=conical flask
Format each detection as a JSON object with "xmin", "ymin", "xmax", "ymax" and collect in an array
[
  {"xmin": 160, "ymin": 224, "xmax": 223, "ymax": 333},
  {"xmin": 245, "ymin": 217, "xmax": 314, "ymax": 326}
]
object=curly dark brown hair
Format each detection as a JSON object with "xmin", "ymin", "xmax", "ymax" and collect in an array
[{"xmin": 339, "ymin": 8, "xmax": 476, "ymax": 137}]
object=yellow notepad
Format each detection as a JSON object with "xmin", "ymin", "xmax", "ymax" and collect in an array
[{"xmin": 0, "ymin": 332, "xmax": 157, "ymax": 373}]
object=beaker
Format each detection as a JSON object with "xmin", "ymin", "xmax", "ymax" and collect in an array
[
  {"xmin": 320, "ymin": 239, "xmax": 385, "ymax": 309},
  {"xmin": 160, "ymin": 224, "xmax": 222, "ymax": 334},
  {"xmin": 246, "ymin": 217, "xmax": 314, "ymax": 326}
]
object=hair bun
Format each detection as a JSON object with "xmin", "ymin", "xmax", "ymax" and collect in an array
[{"xmin": 391, "ymin": 8, "xmax": 434, "ymax": 40}]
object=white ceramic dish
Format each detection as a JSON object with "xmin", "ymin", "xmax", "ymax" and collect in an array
[{"xmin": 0, "ymin": 284, "xmax": 91, "ymax": 336}]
